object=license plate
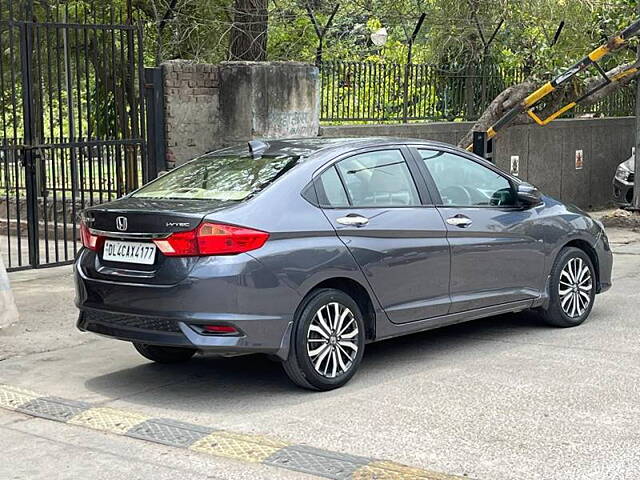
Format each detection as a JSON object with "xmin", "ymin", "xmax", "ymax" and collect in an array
[{"xmin": 103, "ymin": 240, "xmax": 157, "ymax": 265}]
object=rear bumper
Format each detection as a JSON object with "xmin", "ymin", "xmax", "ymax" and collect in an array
[
  {"xmin": 77, "ymin": 308, "xmax": 293, "ymax": 358},
  {"xmin": 77, "ymin": 309, "xmax": 194, "ymax": 347},
  {"xmin": 74, "ymin": 250, "xmax": 300, "ymax": 359}
]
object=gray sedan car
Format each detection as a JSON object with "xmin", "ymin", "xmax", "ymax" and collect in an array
[{"xmin": 75, "ymin": 137, "xmax": 612, "ymax": 390}]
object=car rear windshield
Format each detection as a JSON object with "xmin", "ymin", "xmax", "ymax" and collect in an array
[{"xmin": 132, "ymin": 154, "xmax": 300, "ymax": 201}]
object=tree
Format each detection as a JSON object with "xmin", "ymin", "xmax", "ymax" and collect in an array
[
  {"xmin": 229, "ymin": 0, "xmax": 268, "ymax": 60},
  {"xmin": 458, "ymin": 61, "xmax": 640, "ymax": 149},
  {"xmin": 457, "ymin": 0, "xmax": 640, "ymax": 148}
]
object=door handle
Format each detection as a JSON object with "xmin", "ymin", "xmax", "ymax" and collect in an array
[
  {"xmin": 336, "ymin": 215, "xmax": 369, "ymax": 227},
  {"xmin": 446, "ymin": 215, "xmax": 473, "ymax": 228}
]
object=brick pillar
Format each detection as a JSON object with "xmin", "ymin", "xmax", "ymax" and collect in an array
[{"xmin": 161, "ymin": 60, "xmax": 220, "ymax": 168}]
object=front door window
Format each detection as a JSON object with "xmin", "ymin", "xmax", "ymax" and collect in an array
[{"xmin": 419, "ymin": 150, "xmax": 516, "ymax": 207}]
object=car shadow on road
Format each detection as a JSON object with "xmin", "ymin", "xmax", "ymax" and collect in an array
[{"xmin": 83, "ymin": 310, "xmax": 551, "ymax": 412}]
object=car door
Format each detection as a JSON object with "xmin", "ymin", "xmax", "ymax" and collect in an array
[
  {"xmin": 414, "ymin": 148, "xmax": 545, "ymax": 314},
  {"xmin": 315, "ymin": 147, "xmax": 451, "ymax": 324}
]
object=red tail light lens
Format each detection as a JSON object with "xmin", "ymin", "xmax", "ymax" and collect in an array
[
  {"xmin": 154, "ymin": 222, "xmax": 269, "ymax": 257},
  {"xmin": 201, "ymin": 325, "xmax": 238, "ymax": 335},
  {"xmin": 154, "ymin": 229, "xmax": 199, "ymax": 256},
  {"xmin": 80, "ymin": 222, "xmax": 104, "ymax": 251}
]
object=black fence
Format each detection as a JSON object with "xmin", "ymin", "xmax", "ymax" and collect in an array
[
  {"xmin": 0, "ymin": 0, "xmax": 148, "ymax": 271},
  {"xmin": 319, "ymin": 60, "xmax": 636, "ymax": 123}
]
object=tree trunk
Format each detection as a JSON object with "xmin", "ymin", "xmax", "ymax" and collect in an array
[
  {"xmin": 229, "ymin": 0, "xmax": 268, "ymax": 61},
  {"xmin": 458, "ymin": 81, "xmax": 536, "ymax": 148},
  {"xmin": 459, "ymin": 62, "xmax": 640, "ymax": 149}
]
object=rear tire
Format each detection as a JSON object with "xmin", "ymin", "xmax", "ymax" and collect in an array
[
  {"xmin": 133, "ymin": 343, "xmax": 197, "ymax": 364},
  {"xmin": 540, "ymin": 247, "xmax": 596, "ymax": 328},
  {"xmin": 283, "ymin": 289, "xmax": 365, "ymax": 391}
]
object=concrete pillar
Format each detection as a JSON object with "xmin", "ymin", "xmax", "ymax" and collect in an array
[
  {"xmin": 161, "ymin": 60, "xmax": 320, "ymax": 168},
  {"xmin": 218, "ymin": 61, "xmax": 320, "ymax": 144}
]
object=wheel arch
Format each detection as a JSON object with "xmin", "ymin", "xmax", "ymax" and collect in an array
[
  {"xmin": 559, "ymin": 239, "xmax": 601, "ymax": 291},
  {"xmin": 302, "ymin": 277, "xmax": 377, "ymax": 341}
]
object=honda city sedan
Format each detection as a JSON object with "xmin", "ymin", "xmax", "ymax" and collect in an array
[{"xmin": 75, "ymin": 137, "xmax": 613, "ymax": 390}]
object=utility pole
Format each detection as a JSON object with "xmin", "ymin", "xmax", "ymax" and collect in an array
[{"xmin": 635, "ymin": 1, "xmax": 640, "ymax": 211}]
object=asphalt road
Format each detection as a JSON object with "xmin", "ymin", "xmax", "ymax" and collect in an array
[{"xmin": 1, "ymin": 228, "xmax": 639, "ymax": 479}]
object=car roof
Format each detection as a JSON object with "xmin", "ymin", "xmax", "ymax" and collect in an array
[{"xmin": 207, "ymin": 137, "xmax": 458, "ymax": 159}]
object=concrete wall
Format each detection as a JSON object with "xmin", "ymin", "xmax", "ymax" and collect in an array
[
  {"xmin": 321, "ymin": 118, "xmax": 635, "ymax": 209},
  {"xmin": 162, "ymin": 61, "xmax": 319, "ymax": 168}
]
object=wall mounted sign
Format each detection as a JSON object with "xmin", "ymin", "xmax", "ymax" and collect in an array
[
  {"xmin": 511, "ymin": 156, "xmax": 520, "ymax": 177},
  {"xmin": 575, "ymin": 150, "xmax": 584, "ymax": 170}
]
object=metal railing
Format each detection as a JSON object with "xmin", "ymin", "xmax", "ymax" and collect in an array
[{"xmin": 319, "ymin": 60, "xmax": 635, "ymax": 123}]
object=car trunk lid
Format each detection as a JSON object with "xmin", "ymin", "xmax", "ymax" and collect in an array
[
  {"xmin": 84, "ymin": 197, "xmax": 228, "ymax": 235},
  {"xmin": 80, "ymin": 198, "xmax": 234, "ymax": 285}
]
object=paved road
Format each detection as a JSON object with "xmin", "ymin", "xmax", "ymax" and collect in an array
[{"xmin": 1, "ymin": 228, "xmax": 640, "ymax": 479}]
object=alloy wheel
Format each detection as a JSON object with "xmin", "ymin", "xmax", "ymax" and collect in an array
[
  {"xmin": 559, "ymin": 257, "xmax": 593, "ymax": 318},
  {"xmin": 306, "ymin": 302, "xmax": 359, "ymax": 379}
]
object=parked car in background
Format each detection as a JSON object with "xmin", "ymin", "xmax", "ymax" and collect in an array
[
  {"xmin": 613, "ymin": 155, "xmax": 635, "ymax": 207},
  {"xmin": 74, "ymin": 137, "xmax": 613, "ymax": 391}
]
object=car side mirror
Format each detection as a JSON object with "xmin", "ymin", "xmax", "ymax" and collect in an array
[{"xmin": 517, "ymin": 183, "xmax": 543, "ymax": 207}]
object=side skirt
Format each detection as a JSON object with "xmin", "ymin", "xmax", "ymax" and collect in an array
[{"xmin": 374, "ymin": 299, "xmax": 537, "ymax": 343}]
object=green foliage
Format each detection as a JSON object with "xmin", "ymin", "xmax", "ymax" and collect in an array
[
  {"xmin": 16, "ymin": 0, "xmax": 628, "ymax": 77},
  {"xmin": 259, "ymin": 0, "xmax": 639, "ymax": 82},
  {"xmin": 2, "ymin": 0, "xmax": 639, "ymax": 136}
]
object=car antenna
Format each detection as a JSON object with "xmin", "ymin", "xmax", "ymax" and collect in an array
[{"xmin": 248, "ymin": 140, "xmax": 270, "ymax": 158}]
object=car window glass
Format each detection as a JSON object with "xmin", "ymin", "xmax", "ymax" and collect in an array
[
  {"xmin": 317, "ymin": 167, "xmax": 349, "ymax": 207},
  {"xmin": 419, "ymin": 150, "xmax": 516, "ymax": 207},
  {"xmin": 335, "ymin": 150, "xmax": 420, "ymax": 207}
]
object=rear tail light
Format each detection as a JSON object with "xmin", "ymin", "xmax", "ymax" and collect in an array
[
  {"xmin": 80, "ymin": 222, "xmax": 104, "ymax": 251},
  {"xmin": 154, "ymin": 222, "xmax": 269, "ymax": 257}
]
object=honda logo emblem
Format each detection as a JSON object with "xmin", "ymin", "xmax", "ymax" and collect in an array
[{"xmin": 115, "ymin": 216, "xmax": 128, "ymax": 232}]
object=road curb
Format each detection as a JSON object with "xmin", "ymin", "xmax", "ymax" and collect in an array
[{"xmin": 0, "ymin": 383, "xmax": 467, "ymax": 480}]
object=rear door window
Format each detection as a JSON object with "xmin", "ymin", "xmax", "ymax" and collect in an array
[
  {"xmin": 330, "ymin": 150, "xmax": 421, "ymax": 207},
  {"xmin": 133, "ymin": 154, "xmax": 299, "ymax": 201}
]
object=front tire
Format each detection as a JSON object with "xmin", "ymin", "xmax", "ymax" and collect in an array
[
  {"xmin": 133, "ymin": 343, "xmax": 197, "ymax": 364},
  {"xmin": 540, "ymin": 247, "xmax": 596, "ymax": 328},
  {"xmin": 283, "ymin": 289, "xmax": 365, "ymax": 391}
]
